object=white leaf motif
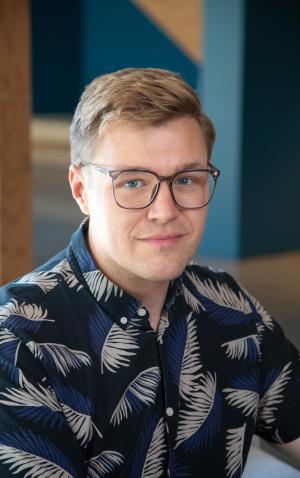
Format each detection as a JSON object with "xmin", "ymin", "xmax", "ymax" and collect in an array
[
  {"xmin": 225, "ymin": 424, "xmax": 246, "ymax": 478},
  {"xmin": 142, "ymin": 417, "xmax": 167, "ymax": 478},
  {"xmin": 257, "ymin": 362, "xmax": 292, "ymax": 427},
  {"xmin": 61, "ymin": 404, "xmax": 102, "ymax": 448},
  {"xmin": 88, "ymin": 450, "xmax": 124, "ymax": 478},
  {"xmin": 185, "ymin": 273, "xmax": 252, "ymax": 314},
  {"xmin": 0, "ymin": 379, "xmax": 60, "ymax": 412},
  {"xmin": 157, "ymin": 312, "xmax": 169, "ymax": 344},
  {"xmin": 241, "ymin": 287, "xmax": 274, "ymax": 330},
  {"xmin": 52, "ymin": 259, "xmax": 82, "ymax": 291},
  {"xmin": 179, "ymin": 312, "xmax": 202, "ymax": 401},
  {"xmin": 182, "ymin": 283, "xmax": 205, "ymax": 313},
  {"xmin": 27, "ymin": 341, "xmax": 91, "ymax": 377},
  {"xmin": 221, "ymin": 335, "xmax": 260, "ymax": 360},
  {"xmin": 14, "ymin": 271, "xmax": 58, "ymax": 293},
  {"xmin": 101, "ymin": 323, "xmax": 139, "ymax": 374},
  {"xmin": 0, "ymin": 299, "xmax": 53, "ymax": 324},
  {"xmin": 175, "ymin": 372, "xmax": 216, "ymax": 448},
  {"xmin": 223, "ymin": 388, "xmax": 259, "ymax": 418},
  {"xmin": 0, "ymin": 328, "xmax": 17, "ymax": 345},
  {"xmin": 0, "ymin": 444, "xmax": 74, "ymax": 478},
  {"xmin": 84, "ymin": 271, "xmax": 123, "ymax": 302},
  {"xmin": 110, "ymin": 367, "xmax": 160, "ymax": 426}
]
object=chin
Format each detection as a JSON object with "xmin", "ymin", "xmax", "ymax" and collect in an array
[{"xmin": 139, "ymin": 262, "xmax": 187, "ymax": 283}]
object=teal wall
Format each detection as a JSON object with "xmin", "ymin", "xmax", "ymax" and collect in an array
[
  {"xmin": 202, "ymin": 0, "xmax": 300, "ymax": 258},
  {"xmin": 200, "ymin": 0, "xmax": 245, "ymax": 258},
  {"xmin": 241, "ymin": 0, "xmax": 300, "ymax": 255},
  {"xmin": 31, "ymin": 0, "xmax": 198, "ymax": 113}
]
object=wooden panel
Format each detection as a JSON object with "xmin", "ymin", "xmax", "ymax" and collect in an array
[
  {"xmin": 131, "ymin": 0, "xmax": 202, "ymax": 63},
  {"xmin": 0, "ymin": 0, "xmax": 32, "ymax": 284}
]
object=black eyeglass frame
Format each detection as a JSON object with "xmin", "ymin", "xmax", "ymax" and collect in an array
[{"xmin": 79, "ymin": 161, "xmax": 221, "ymax": 210}]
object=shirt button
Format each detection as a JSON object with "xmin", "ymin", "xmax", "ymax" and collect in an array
[
  {"xmin": 166, "ymin": 407, "xmax": 174, "ymax": 417},
  {"xmin": 120, "ymin": 316, "xmax": 128, "ymax": 325},
  {"xmin": 137, "ymin": 307, "xmax": 147, "ymax": 317}
]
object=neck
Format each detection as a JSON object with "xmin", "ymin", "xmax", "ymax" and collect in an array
[{"xmin": 87, "ymin": 235, "xmax": 169, "ymax": 330}]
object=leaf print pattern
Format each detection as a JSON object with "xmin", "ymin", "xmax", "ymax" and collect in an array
[
  {"xmin": 27, "ymin": 341, "xmax": 91, "ymax": 377},
  {"xmin": 0, "ymin": 219, "xmax": 299, "ymax": 478},
  {"xmin": 53, "ymin": 380, "xmax": 102, "ymax": 447},
  {"xmin": 89, "ymin": 308, "xmax": 139, "ymax": 374},
  {"xmin": 175, "ymin": 372, "xmax": 222, "ymax": 450},
  {"xmin": 0, "ymin": 328, "xmax": 20, "ymax": 363},
  {"xmin": 182, "ymin": 284, "xmax": 205, "ymax": 314},
  {"xmin": 168, "ymin": 312, "xmax": 202, "ymax": 401},
  {"xmin": 157, "ymin": 311, "xmax": 169, "ymax": 344},
  {"xmin": 221, "ymin": 335, "xmax": 260, "ymax": 361},
  {"xmin": 130, "ymin": 415, "xmax": 167, "ymax": 478},
  {"xmin": 240, "ymin": 287, "xmax": 274, "ymax": 331},
  {"xmin": 110, "ymin": 367, "xmax": 161, "ymax": 426},
  {"xmin": 0, "ymin": 429, "xmax": 77, "ymax": 478},
  {"xmin": 52, "ymin": 258, "xmax": 83, "ymax": 291},
  {"xmin": 225, "ymin": 424, "xmax": 246, "ymax": 478},
  {"xmin": 84, "ymin": 270, "xmax": 123, "ymax": 302},
  {"xmin": 14, "ymin": 271, "xmax": 58, "ymax": 293},
  {"xmin": 88, "ymin": 450, "xmax": 124, "ymax": 478},
  {"xmin": 184, "ymin": 273, "xmax": 254, "ymax": 326},
  {"xmin": 0, "ymin": 299, "xmax": 53, "ymax": 332},
  {"xmin": 223, "ymin": 372, "xmax": 260, "ymax": 419},
  {"xmin": 257, "ymin": 362, "xmax": 292, "ymax": 429}
]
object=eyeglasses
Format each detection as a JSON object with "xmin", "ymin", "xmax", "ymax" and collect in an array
[{"xmin": 79, "ymin": 161, "xmax": 220, "ymax": 209}]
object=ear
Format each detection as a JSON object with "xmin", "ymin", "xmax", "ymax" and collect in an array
[{"xmin": 69, "ymin": 165, "xmax": 90, "ymax": 215}]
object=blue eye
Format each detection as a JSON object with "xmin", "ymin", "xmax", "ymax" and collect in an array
[
  {"xmin": 175, "ymin": 177, "xmax": 194, "ymax": 186},
  {"xmin": 124, "ymin": 179, "xmax": 141, "ymax": 189}
]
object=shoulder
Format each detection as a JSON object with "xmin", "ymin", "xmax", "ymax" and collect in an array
[
  {"xmin": 182, "ymin": 262, "xmax": 273, "ymax": 329},
  {"xmin": 0, "ymin": 247, "xmax": 84, "ymax": 340},
  {"xmin": 0, "ymin": 247, "xmax": 77, "ymax": 305}
]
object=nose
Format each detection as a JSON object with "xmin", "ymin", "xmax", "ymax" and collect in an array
[{"xmin": 147, "ymin": 180, "xmax": 179, "ymax": 223}]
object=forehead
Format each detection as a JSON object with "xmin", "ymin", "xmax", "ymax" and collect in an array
[{"xmin": 91, "ymin": 117, "xmax": 208, "ymax": 171}]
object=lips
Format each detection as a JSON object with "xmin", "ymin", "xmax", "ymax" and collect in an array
[{"xmin": 137, "ymin": 233, "xmax": 186, "ymax": 247}]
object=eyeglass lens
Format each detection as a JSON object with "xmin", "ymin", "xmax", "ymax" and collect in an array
[{"xmin": 113, "ymin": 170, "xmax": 216, "ymax": 209}]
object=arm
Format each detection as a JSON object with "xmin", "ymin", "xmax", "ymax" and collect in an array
[
  {"xmin": 275, "ymin": 437, "xmax": 300, "ymax": 469},
  {"xmin": 0, "ymin": 329, "xmax": 86, "ymax": 478}
]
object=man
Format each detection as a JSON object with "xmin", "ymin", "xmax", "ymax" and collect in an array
[{"xmin": 0, "ymin": 68, "xmax": 299, "ymax": 477}]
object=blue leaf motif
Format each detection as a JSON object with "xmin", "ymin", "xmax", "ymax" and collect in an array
[
  {"xmin": 130, "ymin": 415, "xmax": 167, "ymax": 478},
  {"xmin": 168, "ymin": 449, "xmax": 190, "ymax": 477},
  {"xmin": 176, "ymin": 372, "xmax": 222, "ymax": 450},
  {"xmin": 0, "ymin": 329, "xmax": 19, "ymax": 363},
  {"xmin": 89, "ymin": 308, "xmax": 114, "ymax": 357},
  {"xmin": 0, "ymin": 299, "xmax": 54, "ymax": 333},
  {"xmin": 110, "ymin": 367, "xmax": 160, "ymax": 426},
  {"xmin": 184, "ymin": 273, "xmax": 253, "ymax": 326},
  {"xmin": 0, "ymin": 429, "xmax": 78, "ymax": 477}
]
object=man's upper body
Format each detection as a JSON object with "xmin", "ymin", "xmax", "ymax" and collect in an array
[{"xmin": 0, "ymin": 68, "xmax": 299, "ymax": 476}]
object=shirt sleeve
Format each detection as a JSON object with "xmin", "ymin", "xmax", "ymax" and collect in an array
[
  {"xmin": 254, "ymin": 314, "xmax": 300, "ymax": 444},
  {"xmin": 0, "ymin": 326, "xmax": 87, "ymax": 478}
]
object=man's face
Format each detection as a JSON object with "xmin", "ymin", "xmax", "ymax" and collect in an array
[{"xmin": 70, "ymin": 116, "xmax": 209, "ymax": 289}]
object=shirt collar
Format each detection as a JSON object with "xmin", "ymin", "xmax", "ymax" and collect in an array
[{"xmin": 67, "ymin": 219, "xmax": 183, "ymax": 329}]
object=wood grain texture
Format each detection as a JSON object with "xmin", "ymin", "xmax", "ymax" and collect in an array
[{"xmin": 0, "ymin": 0, "xmax": 32, "ymax": 284}]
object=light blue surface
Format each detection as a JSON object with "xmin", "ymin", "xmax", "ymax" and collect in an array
[
  {"xmin": 199, "ymin": 0, "xmax": 245, "ymax": 258},
  {"xmin": 243, "ymin": 446, "xmax": 300, "ymax": 478}
]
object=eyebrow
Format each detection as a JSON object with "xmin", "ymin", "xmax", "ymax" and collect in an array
[{"xmin": 109, "ymin": 161, "xmax": 208, "ymax": 171}]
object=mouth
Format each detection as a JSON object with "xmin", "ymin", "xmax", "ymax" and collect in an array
[{"xmin": 138, "ymin": 234, "xmax": 186, "ymax": 247}]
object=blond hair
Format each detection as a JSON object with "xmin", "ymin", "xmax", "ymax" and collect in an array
[{"xmin": 70, "ymin": 67, "xmax": 215, "ymax": 165}]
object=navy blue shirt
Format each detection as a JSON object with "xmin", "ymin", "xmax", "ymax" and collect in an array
[{"xmin": 0, "ymin": 221, "xmax": 299, "ymax": 477}]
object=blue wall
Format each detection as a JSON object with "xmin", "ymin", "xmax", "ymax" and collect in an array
[
  {"xmin": 31, "ymin": 0, "xmax": 81, "ymax": 113},
  {"xmin": 31, "ymin": 0, "xmax": 198, "ymax": 113},
  {"xmin": 201, "ymin": 0, "xmax": 245, "ymax": 258},
  {"xmin": 241, "ymin": 0, "xmax": 300, "ymax": 255}
]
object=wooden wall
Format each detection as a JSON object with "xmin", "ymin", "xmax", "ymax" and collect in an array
[{"xmin": 0, "ymin": 0, "xmax": 32, "ymax": 284}]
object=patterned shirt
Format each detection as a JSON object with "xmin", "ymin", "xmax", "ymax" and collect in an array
[{"xmin": 0, "ymin": 221, "xmax": 299, "ymax": 478}]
